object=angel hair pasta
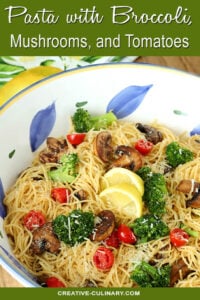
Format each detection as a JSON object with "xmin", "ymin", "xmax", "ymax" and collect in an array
[{"xmin": 3, "ymin": 106, "xmax": 200, "ymax": 288}]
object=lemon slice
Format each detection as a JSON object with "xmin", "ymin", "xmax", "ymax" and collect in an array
[
  {"xmin": 0, "ymin": 66, "xmax": 62, "ymax": 105},
  {"xmin": 101, "ymin": 167, "xmax": 144, "ymax": 196},
  {"xmin": 99, "ymin": 183, "xmax": 143, "ymax": 218}
]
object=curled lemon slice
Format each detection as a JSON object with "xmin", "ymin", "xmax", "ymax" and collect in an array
[
  {"xmin": 0, "ymin": 66, "xmax": 62, "ymax": 105},
  {"xmin": 99, "ymin": 183, "xmax": 143, "ymax": 218},
  {"xmin": 101, "ymin": 167, "xmax": 144, "ymax": 196}
]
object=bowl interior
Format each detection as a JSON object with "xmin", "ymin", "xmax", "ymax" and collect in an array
[{"xmin": 0, "ymin": 63, "xmax": 200, "ymax": 286}]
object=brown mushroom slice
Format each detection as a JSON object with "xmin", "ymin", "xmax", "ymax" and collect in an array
[
  {"xmin": 39, "ymin": 150, "xmax": 59, "ymax": 163},
  {"xmin": 186, "ymin": 191, "xmax": 200, "ymax": 208},
  {"xmin": 93, "ymin": 131, "xmax": 113, "ymax": 163},
  {"xmin": 111, "ymin": 145, "xmax": 143, "ymax": 171},
  {"xmin": 74, "ymin": 189, "xmax": 88, "ymax": 201},
  {"xmin": 136, "ymin": 123, "xmax": 163, "ymax": 144},
  {"xmin": 84, "ymin": 280, "xmax": 98, "ymax": 287},
  {"xmin": 176, "ymin": 179, "xmax": 200, "ymax": 194},
  {"xmin": 39, "ymin": 137, "xmax": 68, "ymax": 163},
  {"xmin": 90, "ymin": 210, "xmax": 115, "ymax": 242},
  {"xmin": 31, "ymin": 222, "xmax": 61, "ymax": 255},
  {"xmin": 163, "ymin": 165, "xmax": 173, "ymax": 174},
  {"xmin": 46, "ymin": 137, "xmax": 66, "ymax": 152},
  {"xmin": 149, "ymin": 245, "xmax": 170, "ymax": 265},
  {"xmin": 170, "ymin": 258, "xmax": 192, "ymax": 286}
]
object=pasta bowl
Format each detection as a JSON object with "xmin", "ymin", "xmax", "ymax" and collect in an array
[{"xmin": 0, "ymin": 63, "xmax": 200, "ymax": 287}]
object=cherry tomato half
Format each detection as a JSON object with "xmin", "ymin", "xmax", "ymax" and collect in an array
[
  {"xmin": 51, "ymin": 187, "xmax": 70, "ymax": 203},
  {"xmin": 46, "ymin": 277, "xmax": 65, "ymax": 287},
  {"xmin": 66, "ymin": 133, "xmax": 86, "ymax": 145},
  {"xmin": 170, "ymin": 228, "xmax": 189, "ymax": 247},
  {"xmin": 93, "ymin": 246, "xmax": 114, "ymax": 270},
  {"xmin": 23, "ymin": 210, "xmax": 46, "ymax": 231},
  {"xmin": 117, "ymin": 224, "xmax": 137, "ymax": 244},
  {"xmin": 135, "ymin": 139, "xmax": 153, "ymax": 155},
  {"xmin": 105, "ymin": 229, "xmax": 120, "ymax": 249}
]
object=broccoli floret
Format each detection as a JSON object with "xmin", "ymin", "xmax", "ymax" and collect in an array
[
  {"xmin": 72, "ymin": 102, "xmax": 117, "ymax": 133},
  {"xmin": 52, "ymin": 209, "xmax": 95, "ymax": 246},
  {"xmin": 136, "ymin": 166, "xmax": 151, "ymax": 181},
  {"xmin": 72, "ymin": 106, "xmax": 91, "ymax": 133},
  {"xmin": 130, "ymin": 214, "xmax": 169, "ymax": 243},
  {"xmin": 137, "ymin": 167, "xmax": 168, "ymax": 215},
  {"xmin": 48, "ymin": 153, "xmax": 79, "ymax": 183},
  {"xmin": 130, "ymin": 261, "xmax": 171, "ymax": 287},
  {"xmin": 166, "ymin": 141, "xmax": 194, "ymax": 168},
  {"xmin": 147, "ymin": 193, "xmax": 166, "ymax": 216}
]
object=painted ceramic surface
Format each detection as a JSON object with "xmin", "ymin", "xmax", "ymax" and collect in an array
[
  {"xmin": 0, "ymin": 56, "xmax": 137, "ymax": 88},
  {"xmin": 0, "ymin": 63, "xmax": 200, "ymax": 287}
]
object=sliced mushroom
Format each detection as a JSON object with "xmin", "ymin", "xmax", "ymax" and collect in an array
[
  {"xmin": 149, "ymin": 245, "xmax": 170, "ymax": 265},
  {"xmin": 136, "ymin": 123, "xmax": 163, "ymax": 144},
  {"xmin": 186, "ymin": 191, "xmax": 200, "ymax": 208},
  {"xmin": 32, "ymin": 175, "xmax": 44, "ymax": 181},
  {"xmin": 39, "ymin": 137, "xmax": 68, "ymax": 164},
  {"xmin": 93, "ymin": 131, "xmax": 113, "ymax": 163},
  {"xmin": 90, "ymin": 210, "xmax": 115, "ymax": 242},
  {"xmin": 47, "ymin": 137, "xmax": 67, "ymax": 152},
  {"xmin": 84, "ymin": 279, "xmax": 98, "ymax": 287},
  {"xmin": 170, "ymin": 258, "xmax": 192, "ymax": 286},
  {"xmin": 110, "ymin": 145, "xmax": 143, "ymax": 171},
  {"xmin": 31, "ymin": 222, "xmax": 61, "ymax": 255},
  {"xmin": 164, "ymin": 165, "xmax": 173, "ymax": 174},
  {"xmin": 74, "ymin": 189, "xmax": 88, "ymax": 201},
  {"xmin": 176, "ymin": 179, "xmax": 200, "ymax": 194},
  {"xmin": 39, "ymin": 151, "xmax": 59, "ymax": 164}
]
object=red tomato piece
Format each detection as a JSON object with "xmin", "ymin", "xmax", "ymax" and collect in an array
[
  {"xmin": 105, "ymin": 229, "xmax": 120, "ymax": 249},
  {"xmin": 51, "ymin": 187, "xmax": 70, "ymax": 203},
  {"xmin": 93, "ymin": 246, "xmax": 114, "ymax": 270},
  {"xmin": 170, "ymin": 228, "xmax": 189, "ymax": 247},
  {"xmin": 66, "ymin": 133, "xmax": 86, "ymax": 145},
  {"xmin": 135, "ymin": 139, "xmax": 153, "ymax": 155},
  {"xmin": 117, "ymin": 224, "xmax": 137, "ymax": 244},
  {"xmin": 23, "ymin": 210, "xmax": 46, "ymax": 231},
  {"xmin": 46, "ymin": 277, "xmax": 65, "ymax": 287}
]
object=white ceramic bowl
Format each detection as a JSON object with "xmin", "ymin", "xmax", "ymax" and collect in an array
[{"xmin": 0, "ymin": 63, "xmax": 200, "ymax": 287}]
